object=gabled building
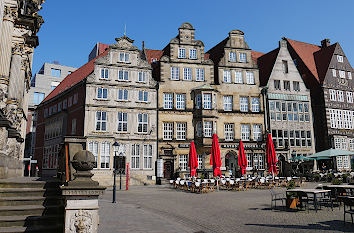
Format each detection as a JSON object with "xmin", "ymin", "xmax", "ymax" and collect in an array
[
  {"xmin": 35, "ymin": 36, "xmax": 157, "ymax": 185},
  {"xmin": 285, "ymin": 38, "xmax": 354, "ymax": 171},
  {"xmin": 207, "ymin": 30, "xmax": 265, "ymax": 176},
  {"xmin": 258, "ymin": 39, "xmax": 315, "ymax": 175}
]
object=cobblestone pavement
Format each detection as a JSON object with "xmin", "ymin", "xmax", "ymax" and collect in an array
[{"xmin": 98, "ymin": 183, "xmax": 354, "ymax": 233}]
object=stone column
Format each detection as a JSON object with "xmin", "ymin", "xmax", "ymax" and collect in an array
[
  {"xmin": 0, "ymin": 5, "xmax": 17, "ymax": 109},
  {"xmin": 61, "ymin": 150, "xmax": 106, "ymax": 233}
]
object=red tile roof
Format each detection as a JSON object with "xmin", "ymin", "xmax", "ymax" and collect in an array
[
  {"xmin": 41, "ymin": 47, "xmax": 111, "ymax": 104},
  {"xmin": 204, "ymin": 53, "xmax": 210, "ymax": 60},
  {"xmin": 98, "ymin": 43, "xmax": 110, "ymax": 55},
  {"xmin": 251, "ymin": 51, "xmax": 264, "ymax": 63},
  {"xmin": 144, "ymin": 49, "xmax": 163, "ymax": 64},
  {"xmin": 285, "ymin": 38, "xmax": 321, "ymax": 81}
]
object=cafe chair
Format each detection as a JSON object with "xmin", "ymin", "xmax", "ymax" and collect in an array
[
  {"xmin": 270, "ymin": 188, "xmax": 286, "ymax": 209},
  {"xmin": 343, "ymin": 197, "xmax": 354, "ymax": 224}
]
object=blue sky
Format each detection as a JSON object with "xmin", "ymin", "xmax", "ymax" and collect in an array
[{"xmin": 32, "ymin": 0, "xmax": 354, "ymax": 73}]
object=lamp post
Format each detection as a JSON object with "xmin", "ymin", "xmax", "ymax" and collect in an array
[{"xmin": 112, "ymin": 141, "xmax": 120, "ymax": 203}]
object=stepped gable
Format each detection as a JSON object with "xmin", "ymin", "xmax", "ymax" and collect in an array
[
  {"xmin": 284, "ymin": 38, "xmax": 321, "ymax": 82},
  {"xmin": 41, "ymin": 47, "xmax": 111, "ymax": 104},
  {"xmin": 257, "ymin": 48, "xmax": 280, "ymax": 86}
]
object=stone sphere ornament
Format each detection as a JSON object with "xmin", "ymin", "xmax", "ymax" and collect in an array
[{"xmin": 71, "ymin": 150, "xmax": 96, "ymax": 171}]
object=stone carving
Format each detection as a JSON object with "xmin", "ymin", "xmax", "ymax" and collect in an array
[
  {"xmin": 3, "ymin": 6, "xmax": 18, "ymax": 22},
  {"xmin": 338, "ymin": 78, "xmax": 348, "ymax": 86},
  {"xmin": 12, "ymin": 43, "xmax": 25, "ymax": 56},
  {"xmin": 69, "ymin": 210, "xmax": 93, "ymax": 233},
  {"xmin": 72, "ymin": 150, "xmax": 96, "ymax": 171},
  {"xmin": 0, "ymin": 128, "xmax": 7, "ymax": 151},
  {"xmin": 114, "ymin": 36, "xmax": 138, "ymax": 50}
]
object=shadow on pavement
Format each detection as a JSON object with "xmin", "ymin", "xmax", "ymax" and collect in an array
[{"xmin": 245, "ymin": 220, "xmax": 354, "ymax": 232}]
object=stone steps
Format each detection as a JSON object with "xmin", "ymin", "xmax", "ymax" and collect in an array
[
  {"xmin": 0, "ymin": 197, "xmax": 45, "ymax": 206},
  {"xmin": 0, "ymin": 225, "xmax": 62, "ymax": 233},
  {"xmin": 0, "ymin": 188, "xmax": 45, "ymax": 197},
  {"xmin": 0, "ymin": 215, "xmax": 63, "ymax": 228}
]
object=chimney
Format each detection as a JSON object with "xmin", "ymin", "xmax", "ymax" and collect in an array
[
  {"xmin": 142, "ymin": 41, "xmax": 145, "ymax": 49},
  {"xmin": 321, "ymin": 39, "xmax": 330, "ymax": 48}
]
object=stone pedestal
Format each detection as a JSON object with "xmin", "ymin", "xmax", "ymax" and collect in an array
[{"xmin": 61, "ymin": 150, "xmax": 106, "ymax": 233}]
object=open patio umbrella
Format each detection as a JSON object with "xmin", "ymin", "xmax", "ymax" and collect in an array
[
  {"xmin": 210, "ymin": 134, "xmax": 221, "ymax": 178},
  {"xmin": 238, "ymin": 140, "xmax": 247, "ymax": 176},
  {"xmin": 189, "ymin": 141, "xmax": 198, "ymax": 178},
  {"xmin": 307, "ymin": 148, "xmax": 354, "ymax": 158},
  {"xmin": 266, "ymin": 133, "xmax": 277, "ymax": 176}
]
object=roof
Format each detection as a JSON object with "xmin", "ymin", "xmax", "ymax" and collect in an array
[
  {"xmin": 285, "ymin": 38, "xmax": 321, "ymax": 81},
  {"xmin": 257, "ymin": 48, "xmax": 280, "ymax": 86},
  {"xmin": 251, "ymin": 51, "xmax": 264, "ymax": 63},
  {"xmin": 313, "ymin": 43, "xmax": 337, "ymax": 83},
  {"xmin": 97, "ymin": 43, "xmax": 110, "ymax": 55},
  {"xmin": 41, "ymin": 47, "xmax": 111, "ymax": 104},
  {"xmin": 144, "ymin": 49, "xmax": 163, "ymax": 64}
]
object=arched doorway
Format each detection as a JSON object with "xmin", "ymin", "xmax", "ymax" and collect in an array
[{"xmin": 225, "ymin": 151, "xmax": 237, "ymax": 177}]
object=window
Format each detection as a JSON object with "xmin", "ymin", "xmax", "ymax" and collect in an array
[
  {"xmin": 284, "ymin": 81, "xmax": 290, "ymax": 91},
  {"xmin": 137, "ymin": 113, "xmax": 148, "ymax": 133},
  {"xmin": 138, "ymin": 91, "xmax": 148, "ymax": 102},
  {"xmin": 118, "ymin": 70, "xmax": 129, "ymax": 81},
  {"xmin": 348, "ymin": 72, "xmax": 352, "ymax": 80},
  {"xmin": 196, "ymin": 68, "xmax": 204, "ymax": 81},
  {"xmin": 183, "ymin": 68, "xmax": 192, "ymax": 80},
  {"xmin": 176, "ymin": 94, "xmax": 186, "ymax": 110},
  {"xmin": 246, "ymin": 154, "xmax": 252, "ymax": 169},
  {"xmin": 337, "ymin": 155, "xmax": 343, "ymax": 169},
  {"xmin": 239, "ymin": 53, "xmax": 247, "ymax": 63},
  {"xmin": 118, "ymin": 89, "xmax": 128, "ymax": 101},
  {"xmin": 196, "ymin": 121, "xmax": 202, "ymax": 137},
  {"xmin": 189, "ymin": 49, "xmax": 197, "ymax": 59},
  {"xmin": 163, "ymin": 122, "xmax": 173, "ymax": 140},
  {"xmin": 332, "ymin": 69, "xmax": 336, "ymax": 77},
  {"xmin": 131, "ymin": 144, "xmax": 140, "ymax": 169},
  {"xmin": 50, "ymin": 81, "xmax": 60, "ymax": 90},
  {"xmin": 197, "ymin": 154, "xmax": 203, "ymax": 169},
  {"xmin": 96, "ymin": 111, "xmax": 107, "ymax": 131},
  {"xmin": 143, "ymin": 145, "xmax": 153, "ymax": 169},
  {"xmin": 337, "ymin": 90, "xmax": 344, "ymax": 102},
  {"xmin": 51, "ymin": 68, "xmax": 61, "ymax": 77},
  {"xmin": 117, "ymin": 112, "xmax": 128, "ymax": 132},
  {"xmin": 178, "ymin": 48, "xmax": 186, "ymax": 58},
  {"xmin": 71, "ymin": 118, "xmax": 76, "ymax": 135},
  {"xmin": 329, "ymin": 89, "xmax": 337, "ymax": 101},
  {"xmin": 63, "ymin": 99, "xmax": 67, "ymax": 109},
  {"xmin": 100, "ymin": 142, "xmax": 110, "ymax": 169},
  {"xmin": 171, "ymin": 67, "xmax": 180, "ymax": 80},
  {"xmin": 223, "ymin": 70, "xmax": 231, "ymax": 83},
  {"xmin": 73, "ymin": 93, "xmax": 78, "ymax": 104},
  {"xmin": 100, "ymin": 68, "xmax": 109, "ymax": 79},
  {"xmin": 235, "ymin": 71, "xmax": 243, "ymax": 84},
  {"xmin": 224, "ymin": 123, "xmax": 234, "ymax": 141},
  {"xmin": 223, "ymin": 96, "xmax": 232, "ymax": 111},
  {"xmin": 179, "ymin": 154, "xmax": 188, "ymax": 171},
  {"xmin": 343, "ymin": 156, "xmax": 350, "ymax": 168},
  {"xmin": 346, "ymin": 92, "xmax": 353, "ymax": 103},
  {"xmin": 240, "ymin": 97, "xmax": 248, "ymax": 112},
  {"xmin": 119, "ymin": 52, "xmax": 130, "ymax": 63},
  {"xmin": 163, "ymin": 93, "xmax": 173, "ymax": 109},
  {"xmin": 138, "ymin": 72, "xmax": 146, "ymax": 82},
  {"xmin": 203, "ymin": 121, "xmax": 213, "ymax": 137},
  {"xmin": 176, "ymin": 122, "xmax": 187, "ymax": 140},
  {"xmin": 293, "ymin": 81, "xmax": 300, "ymax": 91},
  {"xmin": 337, "ymin": 55, "xmax": 343, "ymax": 63},
  {"xmin": 97, "ymin": 87, "xmax": 108, "ymax": 99},
  {"xmin": 251, "ymin": 97, "xmax": 260, "ymax": 112},
  {"xmin": 229, "ymin": 52, "xmax": 236, "ymax": 62},
  {"xmin": 195, "ymin": 94, "xmax": 202, "ymax": 109},
  {"xmin": 349, "ymin": 139, "xmax": 354, "ymax": 151},
  {"xmin": 246, "ymin": 72, "xmax": 255, "ymax": 84},
  {"xmin": 282, "ymin": 60, "xmax": 288, "ymax": 73},
  {"xmin": 203, "ymin": 94, "xmax": 212, "ymax": 109},
  {"xmin": 274, "ymin": 80, "xmax": 281, "ymax": 90},
  {"xmin": 253, "ymin": 125, "xmax": 262, "ymax": 141},
  {"xmin": 258, "ymin": 154, "xmax": 264, "ymax": 169},
  {"xmin": 88, "ymin": 141, "xmax": 98, "ymax": 168},
  {"xmin": 33, "ymin": 92, "xmax": 45, "ymax": 105},
  {"xmin": 58, "ymin": 102, "xmax": 62, "ymax": 112},
  {"xmin": 339, "ymin": 70, "xmax": 345, "ymax": 79},
  {"xmin": 241, "ymin": 124, "xmax": 250, "ymax": 141}
]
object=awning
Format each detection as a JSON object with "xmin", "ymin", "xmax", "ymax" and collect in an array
[{"xmin": 307, "ymin": 148, "xmax": 354, "ymax": 159}]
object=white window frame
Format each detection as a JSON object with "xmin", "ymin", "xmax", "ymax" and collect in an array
[
  {"xmin": 179, "ymin": 154, "xmax": 188, "ymax": 171},
  {"xmin": 332, "ymin": 69, "xmax": 336, "ymax": 77},
  {"xmin": 138, "ymin": 90, "xmax": 148, "ymax": 102},
  {"xmin": 329, "ymin": 89, "xmax": 337, "ymax": 101},
  {"xmin": 241, "ymin": 124, "xmax": 250, "ymax": 141},
  {"xmin": 96, "ymin": 111, "xmax": 107, "ymax": 131},
  {"xmin": 138, "ymin": 71, "xmax": 146, "ymax": 82},
  {"xmin": 163, "ymin": 122, "xmax": 173, "ymax": 140},
  {"xmin": 203, "ymin": 93, "xmax": 212, "ymax": 109},
  {"xmin": 143, "ymin": 144, "xmax": 153, "ymax": 169},
  {"xmin": 176, "ymin": 122, "xmax": 187, "ymax": 140},
  {"xmin": 176, "ymin": 94, "xmax": 186, "ymax": 110},
  {"xmin": 229, "ymin": 52, "xmax": 236, "ymax": 62},
  {"xmin": 223, "ymin": 70, "xmax": 231, "ymax": 83},
  {"xmin": 171, "ymin": 67, "xmax": 180, "ymax": 80},
  {"xmin": 100, "ymin": 142, "xmax": 110, "ymax": 169},
  {"xmin": 203, "ymin": 121, "xmax": 213, "ymax": 137},
  {"xmin": 224, "ymin": 123, "xmax": 234, "ymax": 141},
  {"xmin": 253, "ymin": 124, "xmax": 262, "ymax": 141},
  {"xmin": 223, "ymin": 96, "xmax": 232, "ymax": 111},
  {"xmin": 240, "ymin": 97, "xmax": 248, "ymax": 112},
  {"xmin": 235, "ymin": 71, "xmax": 243, "ymax": 84},
  {"xmin": 246, "ymin": 72, "xmax": 255, "ymax": 84},
  {"xmin": 239, "ymin": 53, "xmax": 247, "ymax": 63},
  {"xmin": 117, "ymin": 112, "xmax": 128, "ymax": 132},
  {"xmin": 119, "ymin": 52, "xmax": 130, "ymax": 63},
  {"xmin": 100, "ymin": 68, "xmax": 109, "ymax": 79},
  {"xmin": 189, "ymin": 48, "xmax": 197, "ymax": 59},
  {"xmin": 118, "ymin": 89, "xmax": 128, "ymax": 101},
  {"xmin": 346, "ymin": 92, "xmax": 353, "ymax": 103},
  {"xmin": 131, "ymin": 144, "xmax": 140, "ymax": 169},
  {"xmin": 178, "ymin": 48, "xmax": 186, "ymax": 58},
  {"xmin": 337, "ymin": 55, "xmax": 343, "ymax": 63},
  {"xmin": 348, "ymin": 72, "xmax": 352, "ymax": 80},
  {"xmin": 88, "ymin": 141, "xmax": 99, "ymax": 168},
  {"xmin": 183, "ymin": 67, "xmax": 192, "ymax": 80},
  {"xmin": 137, "ymin": 113, "xmax": 148, "ymax": 133},
  {"xmin": 339, "ymin": 70, "xmax": 345, "ymax": 79},
  {"xmin": 118, "ymin": 70, "xmax": 129, "ymax": 81},
  {"xmin": 97, "ymin": 87, "xmax": 108, "ymax": 99},
  {"xmin": 196, "ymin": 68, "xmax": 204, "ymax": 81},
  {"xmin": 251, "ymin": 97, "xmax": 260, "ymax": 112},
  {"xmin": 163, "ymin": 93, "xmax": 173, "ymax": 109},
  {"xmin": 337, "ymin": 90, "xmax": 344, "ymax": 102}
]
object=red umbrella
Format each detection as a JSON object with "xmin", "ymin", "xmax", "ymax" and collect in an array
[
  {"xmin": 210, "ymin": 134, "xmax": 221, "ymax": 177},
  {"xmin": 189, "ymin": 141, "xmax": 198, "ymax": 177},
  {"xmin": 266, "ymin": 133, "xmax": 277, "ymax": 175},
  {"xmin": 238, "ymin": 140, "xmax": 247, "ymax": 175}
]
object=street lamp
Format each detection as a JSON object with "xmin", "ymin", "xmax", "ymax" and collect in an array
[{"xmin": 112, "ymin": 141, "xmax": 120, "ymax": 203}]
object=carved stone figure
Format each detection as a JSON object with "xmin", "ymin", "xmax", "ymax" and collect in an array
[{"xmin": 69, "ymin": 210, "xmax": 93, "ymax": 233}]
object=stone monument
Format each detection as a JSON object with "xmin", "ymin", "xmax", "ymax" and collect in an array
[{"xmin": 61, "ymin": 150, "xmax": 106, "ymax": 233}]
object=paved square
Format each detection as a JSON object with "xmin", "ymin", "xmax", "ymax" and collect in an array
[{"xmin": 98, "ymin": 183, "xmax": 354, "ymax": 233}]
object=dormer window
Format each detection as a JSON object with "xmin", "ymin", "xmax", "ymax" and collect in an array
[
  {"xmin": 189, "ymin": 49, "xmax": 197, "ymax": 59},
  {"xmin": 337, "ymin": 55, "xmax": 343, "ymax": 63},
  {"xmin": 229, "ymin": 52, "xmax": 236, "ymax": 62},
  {"xmin": 239, "ymin": 53, "xmax": 247, "ymax": 63},
  {"xmin": 119, "ymin": 52, "xmax": 130, "ymax": 63},
  {"xmin": 178, "ymin": 48, "xmax": 186, "ymax": 58}
]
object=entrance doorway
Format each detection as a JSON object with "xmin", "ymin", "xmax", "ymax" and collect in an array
[
  {"xmin": 225, "ymin": 151, "xmax": 237, "ymax": 176},
  {"xmin": 163, "ymin": 160, "xmax": 174, "ymax": 179}
]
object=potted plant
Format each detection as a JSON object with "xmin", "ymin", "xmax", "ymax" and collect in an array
[{"xmin": 286, "ymin": 180, "xmax": 299, "ymax": 209}]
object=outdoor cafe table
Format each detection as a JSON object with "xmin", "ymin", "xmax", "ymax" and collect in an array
[
  {"xmin": 324, "ymin": 184, "xmax": 354, "ymax": 196},
  {"xmin": 286, "ymin": 188, "xmax": 332, "ymax": 212}
]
